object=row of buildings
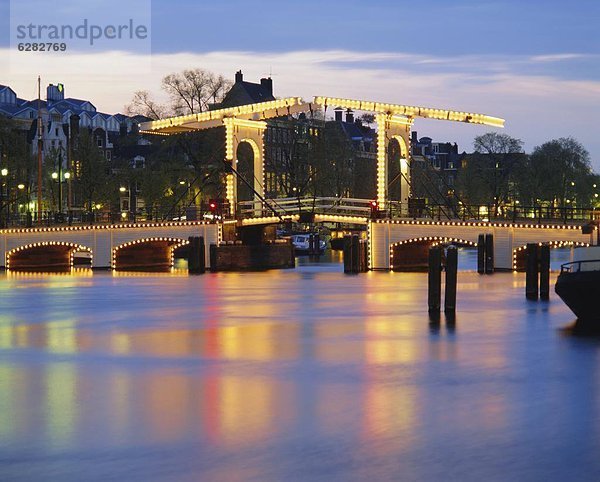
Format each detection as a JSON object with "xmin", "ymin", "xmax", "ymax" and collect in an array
[
  {"xmin": 0, "ymin": 82, "xmax": 148, "ymax": 160},
  {"xmin": 0, "ymin": 82, "xmax": 151, "ymax": 218},
  {"xmin": 0, "ymin": 72, "xmax": 467, "ymax": 220}
]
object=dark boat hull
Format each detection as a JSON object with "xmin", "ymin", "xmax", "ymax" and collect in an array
[{"xmin": 555, "ymin": 271, "xmax": 600, "ymax": 321}]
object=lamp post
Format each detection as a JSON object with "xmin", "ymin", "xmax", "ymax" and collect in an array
[
  {"xmin": 64, "ymin": 171, "xmax": 72, "ymax": 224},
  {"xmin": 51, "ymin": 170, "xmax": 70, "ymax": 222},
  {"xmin": 51, "ymin": 171, "xmax": 60, "ymax": 215},
  {"xmin": 119, "ymin": 185, "xmax": 128, "ymax": 222},
  {"xmin": 1, "ymin": 168, "xmax": 8, "ymax": 227},
  {"xmin": 17, "ymin": 183, "xmax": 32, "ymax": 227}
]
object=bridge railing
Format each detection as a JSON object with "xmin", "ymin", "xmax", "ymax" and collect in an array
[
  {"xmin": 237, "ymin": 197, "xmax": 599, "ymax": 225},
  {"xmin": 0, "ymin": 206, "xmax": 201, "ymax": 228},
  {"xmin": 8, "ymin": 201, "xmax": 595, "ymax": 228},
  {"xmin": 237, "ymin": 197, "xmax": 373, "ymax": 218},
  {"xmin": 418, "ymin": 203, "xmax": 598, "ymax": 225}
]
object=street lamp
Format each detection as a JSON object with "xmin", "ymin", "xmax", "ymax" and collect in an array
[
  {"xmin": 64, "ymin": 171, "xmax": 72, "ymax": 224},
  {"xmin": 50, "ymin": 170, "xmax": 71, "ymax": 223},
  {"xmin": 17, "ymin": 183, "xmax": 31, "ymax": 227},
  {"xmin": 51, "ymin": 171, "xmax": 63, "ymax": 219},
  {"xmin": 1, "ymin": 168, "xmax": 8, "ymax": 227}
]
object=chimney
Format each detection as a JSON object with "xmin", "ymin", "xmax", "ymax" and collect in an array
[
  {"xmin": 411, "ymin": 131, "xmax": 418, "ymax": 143},
  {"xmin": 260, "ymin": 77, "xmax": 273, "ymax": 96},
  {"xmin": 235, "ymin": 70, "xmax": 243, "ymax": 83},
  {"xmin": 47, "ymin": 83, "xmax": 64, "ymax": 103},
  {"xmin": 334, "ymin": 107, "xmax": 343, "ymax": 122},
  {"xmin": 345, "ymin": 109, "xmax": 354, "ymax": 123}
]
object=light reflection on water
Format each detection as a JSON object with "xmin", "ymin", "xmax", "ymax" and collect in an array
[{"xmin": 0, "ymin": 250, "xmax": 599, "ymax": 481}]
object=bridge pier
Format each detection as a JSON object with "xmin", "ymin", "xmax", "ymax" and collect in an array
[{"xmin": 209, "ymin": 223, "xmax": 294, "ymax": 271}]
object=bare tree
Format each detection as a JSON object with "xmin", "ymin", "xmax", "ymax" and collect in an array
[
  {"xmin": 162, "ymin": 69, "xmax": 232, "ymax": 115},
  {"xmin": 358, "ymin": 113, "xmax": 376, "ymax": 126},
  {"xmin": 127, "ymin": 69, "xmax": 233, "ymax": 118},
  {"xmin": 125, "ymin": 90, "xmax": 167, "ymax": 120},
  {"xmin": 207, "ymin": 74, "xmax": 232, "ymax": 105}
]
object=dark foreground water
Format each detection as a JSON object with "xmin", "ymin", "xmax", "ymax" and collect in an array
[{"xmin": 1, "ymin": 250, "xmax": 599, "ymax": 481}]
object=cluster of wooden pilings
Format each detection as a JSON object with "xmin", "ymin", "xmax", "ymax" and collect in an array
[
  {"xmin": 477, "ymin": 234, "xmax": 494, "ymax": 274},
  {"xmin": 343, "ymin": 234, "xmax": 368, "ymax": 273},
  {"xmin": 427, "ymin": 245, "xmax": 458, "ymax": 315},
  {"xmin": 525, "ymin": 243, "xmax": 551, "ymax": 301}
]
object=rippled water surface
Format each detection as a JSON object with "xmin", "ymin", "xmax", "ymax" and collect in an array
[{"xmin": 1, "ymin": 250, "xmax": 599, "ymax": 481}]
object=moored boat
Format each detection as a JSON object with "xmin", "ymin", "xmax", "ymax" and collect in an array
[
  {"xmin": 290, "ymin": 233, "xmax": 327, "ymax": 255},
  {"xmin": 555, "ymin": 246, "xmax": 600, "ymax": 321}
]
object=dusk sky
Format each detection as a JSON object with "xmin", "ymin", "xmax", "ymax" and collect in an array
[{"xmin": 1, "ymin": 0, "xmax": 599, "ymax": 165}]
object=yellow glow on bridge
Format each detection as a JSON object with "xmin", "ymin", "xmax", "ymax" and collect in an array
[
  {"xmin": 314, "ymin": 96, "xmax": 505, "ymax": 128},
  {"xmin": 140, "ymin": 94, "xmax": 504, "ymax": 136},
  {"xmin": 139, "ymin": 97, "xmax": 308, "ymax": 134}
]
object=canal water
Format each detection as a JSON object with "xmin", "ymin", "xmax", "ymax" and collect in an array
[{"xmin": 1, "ymin": 249, "xmax": 599, "ymax": 481}]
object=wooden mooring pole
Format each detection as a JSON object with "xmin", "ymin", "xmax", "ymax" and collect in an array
[
  {"xmin": 188, "ymin": 236, "xmax": 205, "ymax": 274},
  {"xmin": 477, "ymin": 234, "xmax": 485, "ymax": 274},
  {"xmin": 525, "ymin": 243, "xmax": 539, "ymax": 300},
  {"xmin": 539, "ymin": 243, "xmax": 550, "ymax": 301},
  {"xmin": 444, "ymin": 245, "xmax": 458, "ymax": 313},
  {"xmin": 485, "ymin": 234, "xmax": 494, "ymax": 274},
  {"xmin": 428, "ymin": 246, "xmax": 442, "ymax": 312}
]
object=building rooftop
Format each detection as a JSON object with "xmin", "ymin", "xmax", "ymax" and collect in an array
[{"xmin": 215, "ymin": 70, "xmax": 275, "ymax": 109}]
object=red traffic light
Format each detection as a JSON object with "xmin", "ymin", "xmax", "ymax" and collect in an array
[{"xmin": 369, "ymin": 200, "xmax": 379, "ymax": 219}]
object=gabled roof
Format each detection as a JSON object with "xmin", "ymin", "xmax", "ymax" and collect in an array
[
  {"xmin": 340, "ymin": 121, "xmax": 374, "ymax": 141},
  {"xmin": 130, "ymin": 114, "xmax": 152, "ymax": 123},
  {"xmin": 0, "ymin": 85, "xmax": 16, "ymax": 95},
  {"xmin": 50, "ymin": 98, "xmax": 96, "ymax": 112},
  {"xmin": 0, "ymin": 104, "xmax": 27, "ymax": 116},
  {"xmin": 65, "ymin": 98, "xmax": 95, "ymax": 108},
  {"xmin": 217, "ymin": 81, "xmax": 275, "ymax": 109},
  {"xmin": 20, "ymin": 99, "xmax": 47, "ymax": 109},
  {"xmin": 48, "ymin": 105, "xmax": 73, "ymax": 115}
]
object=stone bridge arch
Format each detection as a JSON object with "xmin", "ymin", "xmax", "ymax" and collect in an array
[
  {"xmin": 390, "ymin": 236, "xmax": 475, "ymax": 270},
  {"xmin": 112, "ymin": 237, "xmax": 190, "ymax": 271},
  {"xmin": 6, "ymin": 241, "xmax": 93, "ymax": 271}
]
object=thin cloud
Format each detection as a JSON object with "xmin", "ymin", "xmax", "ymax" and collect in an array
[
  {"xmin": 1, "ymin": 48, "xmax": 599, "ymax": 165},
  {"xmin": 530, "ymin": 53, "xmax": 589, "ymax": 63}
]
